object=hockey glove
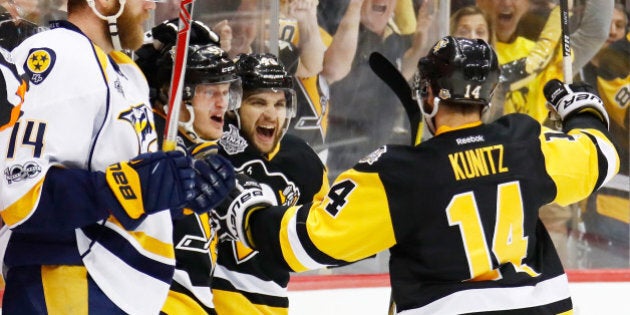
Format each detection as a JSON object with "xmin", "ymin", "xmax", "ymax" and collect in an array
[
  {"xmin": 543, "ymin": 79, "xmax": 610, "ymax": 129},
  {"xmin": 95, "ymin": 151, "xmax": 197, "ymax": 230},
  {"xmin": 187, "ymin": 153, "xmax": 236, "ymax": 214},
  {"xmin": 212, "ymin": 174, "xmax": 276, "ymax": 247}
]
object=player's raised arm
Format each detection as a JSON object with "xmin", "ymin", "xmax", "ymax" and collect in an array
[{"xmin": 539, "ymin": 79, "xmax": 620, "ymax": 206}]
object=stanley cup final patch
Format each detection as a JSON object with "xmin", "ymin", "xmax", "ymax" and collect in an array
[{"xmin": 24, "ymin": 48, "xmax": 56, "ymax": 85}]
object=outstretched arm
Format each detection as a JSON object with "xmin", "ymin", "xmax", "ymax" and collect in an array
[{"xmin": 217, "ymin": 169, "xmax": 397, "ymax": 272}]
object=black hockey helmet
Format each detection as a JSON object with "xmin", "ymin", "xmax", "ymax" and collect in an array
[
  {"xmin": 413, "ymin": 36, "xmax": 500, "ymax": 106},
  {"xmin": 153, "ymin": 44, "xmax": 241, "ymax": 107},
  {"xmin": 233, "ymin": 53, "xmax": 296, "ymax": 135},
  {"xmin": 180, "ymin": 44, "xmax": 241, "ymax": 104},
  {"xmin": 144, "ymin": 19, "xmax": 242, "ymax": 108},
  {"xmin": 136, "ymin": 18, "xmax": 227, "ymax": 100},
  {"xmin": 235, "ymin": 53, "xmax": 294, "ymax": 92}
]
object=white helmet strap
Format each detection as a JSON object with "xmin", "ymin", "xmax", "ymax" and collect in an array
[
  {"xmin": 417, "ymin": 96, "xmax": 440, "ymax": 135},
  {"xmin": 86, "ymin": 0, "xmax": 126, "ymax": 51}
]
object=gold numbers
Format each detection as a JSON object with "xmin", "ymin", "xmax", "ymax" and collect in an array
[{"xmin": 446, "ymin": 181, "xmax": 539, "ymax": 281}]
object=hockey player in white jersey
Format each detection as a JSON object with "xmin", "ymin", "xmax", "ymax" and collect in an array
[{"xmin": 0, "ymin": 0, "xmax": 234, "ymax": 314}]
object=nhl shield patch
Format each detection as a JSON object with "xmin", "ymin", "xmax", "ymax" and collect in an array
[{"xmin": 24, "ymin": 48, "xmax": 56, "ymax": 85}]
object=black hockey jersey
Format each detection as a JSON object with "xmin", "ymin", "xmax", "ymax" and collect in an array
[
  {"xmin": 246, "ymin": 113, "xmax": 619, "ymax": 314},
  {"xmin": 213, "ymin": 124, "xmax": 329, "ymax": 314},
  {"xmin": 153, "ymin": 111, "xmax": 218, "ymax": 314}
]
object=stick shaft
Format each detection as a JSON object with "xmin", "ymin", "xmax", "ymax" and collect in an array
[
  {"xmin": 163, "ymin": 0, "xmax": 195, "ymax": 151},
  {"xmin": 368, "ymin": 52, "xmax": 421, "ymax": 145},
  {"xmin": 559, "ymin": 0, "xmax": 572, "ymax": 84}
]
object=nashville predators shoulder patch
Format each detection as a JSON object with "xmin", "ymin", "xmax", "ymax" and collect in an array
[{"xmin": 24, "ymin": 48, "xmax": 56, "ymax": 85}]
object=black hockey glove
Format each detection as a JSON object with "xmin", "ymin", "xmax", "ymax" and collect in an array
[
  {"xmin": 212, "ymin": 174, "xmax": 275, "ymax": 247},
  {"xmin": 543, "ymin": 79, "xmax": 610, "ymax": 129},
  {"xmin": 95, "ymin": 151, "xmax": 197, "ymax": 230},
  {"xmin": 188, "ymin": 153, "xmax": 236, "ymax": 214},
  {"xmin": 150, "ymin": 18, "xmax": 219, "ymax": 53}
]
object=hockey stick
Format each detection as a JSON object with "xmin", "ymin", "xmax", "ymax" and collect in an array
[
  {"xmin": 368, "ymin": 52, "xmax": 422, "ymax": 145},
  {"xmin": 559, "ymin": 0, "xmax": 572, "ymax": 84},
  {"xmin": 558, "ymin": 0, "xmax": 586, "ymax": 249},
  {"xmin": 162, "ymin": 0, "xmax": 195, "ymax": 151}
]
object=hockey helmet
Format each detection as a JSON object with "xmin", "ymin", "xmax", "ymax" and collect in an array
[
  {"xmin": 236, "ymin": 53, "xmax": 294, "ymax": 92},
  {"xmin": 233, "ymin": 53, "xmax": 296, "ymax": 136},
  {"xmin": 154, "ymin": 44, "xmax": 242, "ymax": 109},
  {"xmin": 181, "ymin": 44, "xmax": 241, "ymax": 108},
  {"xmin": 413, "ymin": 36, "xmax": 500, "ymax": 106},
  {"xmin": 139, "ymin": 18, "xmax": 224, "ymax": 95}
]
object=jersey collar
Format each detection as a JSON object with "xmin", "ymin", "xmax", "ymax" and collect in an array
[{"xmin": 435, "ymin": 120, "xmax": 483, "ymax": 136}]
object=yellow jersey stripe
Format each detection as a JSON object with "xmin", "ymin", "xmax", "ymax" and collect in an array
[{"xmin": 2, "ymin": 177, "xmax": 44, "ymax": 226}]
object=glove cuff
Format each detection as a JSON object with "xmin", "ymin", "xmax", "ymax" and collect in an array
[
  {"xmin": 92, "ymin": 171, "xmax": 145, "ymax": 230},
  {"xmin": 228, "ymin": 185, "xmax": 275, "ymax": 248}
]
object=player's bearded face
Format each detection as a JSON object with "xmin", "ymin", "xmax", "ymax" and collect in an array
[
  {"xmin": 239, "ymin": 90, "xmax": 288, "ymax": 154},
  {"xmin": 116, "ymin": 0, "xmax": 154, "ymax": 50}
]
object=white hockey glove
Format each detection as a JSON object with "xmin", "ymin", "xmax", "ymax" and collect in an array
[
  {"xmin": 543, "ymin": 79, "xmax": 610, "ymax": 129},
  {"xmin": 212, "ymin": 174, "xmax": 275, "ymax": 247}
]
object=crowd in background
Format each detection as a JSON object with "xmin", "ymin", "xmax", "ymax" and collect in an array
[{"xmin": 1, "ymin": 0, "xmax": 629, "ymax": 273}]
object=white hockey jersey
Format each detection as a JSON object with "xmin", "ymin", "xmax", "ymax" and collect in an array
[{"xmin": 0, "ymin": 21, "xmax": 174, "ymax": 314}]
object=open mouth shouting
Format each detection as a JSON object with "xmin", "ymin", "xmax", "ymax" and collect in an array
[{"xmin": 256, "ymin": 124, "xmax": 277, "ymax": 144}]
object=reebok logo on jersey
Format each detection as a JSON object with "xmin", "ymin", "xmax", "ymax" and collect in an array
[
  {"xmin": 24, "ymin": 48, "xmax": 56, "ymax": 85},
  {"xmin": 456, "ymin": 135, "xmax": 485, "ymax": 145}
]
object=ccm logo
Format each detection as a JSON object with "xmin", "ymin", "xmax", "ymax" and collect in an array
[{"xmin": 109, "ymin": 163, "xmax": 138, "ymax": 200}]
